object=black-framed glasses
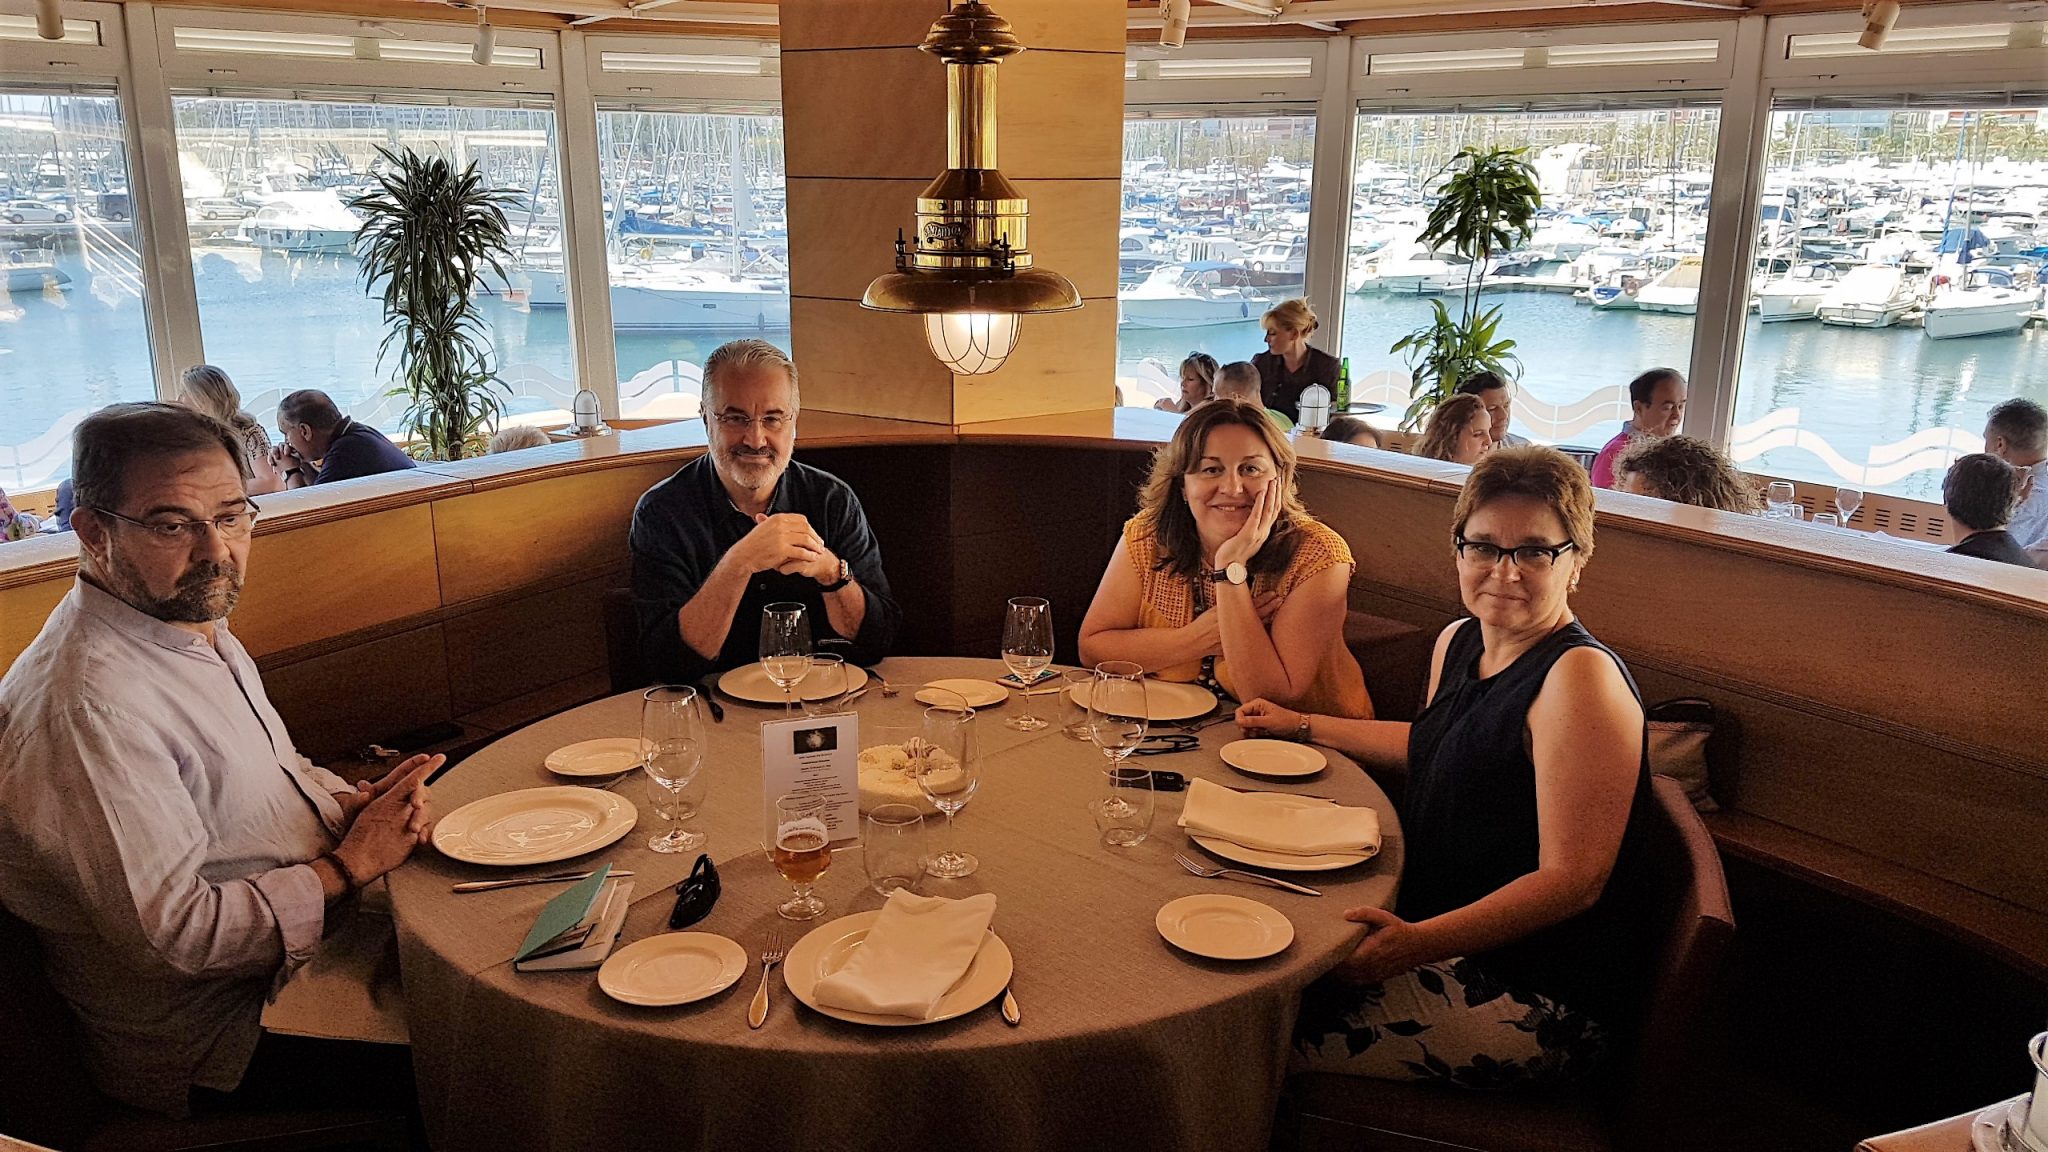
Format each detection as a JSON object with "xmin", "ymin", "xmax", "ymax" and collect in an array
[
  {"xmin": 90, "ymin": 500, "xmax": 261, "ymax": 545},
  {"xmin": 1453, "ymin": 536, "xmax": 1575, "ymax": 572},
  {"xmin": 668, "ymin": 853, "xmax": 720, "ymax": 929}
]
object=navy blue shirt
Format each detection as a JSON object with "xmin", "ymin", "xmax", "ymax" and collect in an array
[
  {"xmin": 629, "ymin": 454, "xmax": 900, "ymax": 683},
  {"xmin": 1948, "ymin": 529, "xmax": 2037, "ymax": 568},
  {"xmin": 313, "ymin": 418, "xmax": 416, "ymax": 484}
]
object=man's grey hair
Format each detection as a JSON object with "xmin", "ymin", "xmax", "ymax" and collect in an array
[
  {"xmin": 1214, "ymin": 361, "xmax": 1261, "ymax": 403},
  {"xmin": 702, "ymin": 339, "xmax": 799, "ymax": 417}
]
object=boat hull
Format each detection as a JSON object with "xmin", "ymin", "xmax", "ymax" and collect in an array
[
  {"xmin": 524, "ymin": 271, "xmax": 791, "ymax": 331},
  {"xmin": 1635, "ymin": 288, "xmax": 1698, "ymax": 315},
  {"xmin": 1921, "ymin": 294, "xmax": 2039, "ymax": 340},
  {"xmin": 1756, "ymin": 291, "xmax": 1823, "ymax": 321},
  {"xmin": 1817, "ymin": 304, "xmax": 1912, "ymax": 328},
  {"xmin": 1118, "ymin": 296, "xmax": 1265, "ymax": 329}
]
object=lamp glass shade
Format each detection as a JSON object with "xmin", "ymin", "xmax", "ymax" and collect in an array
[{"xmin": 925, "ymin": 311, "xmax": 1019, "ymax": 376}]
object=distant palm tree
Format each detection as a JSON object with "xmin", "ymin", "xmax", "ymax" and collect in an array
[{"xmin": 348, "ymin": 147, "xmax": 520, "ymax": 461}]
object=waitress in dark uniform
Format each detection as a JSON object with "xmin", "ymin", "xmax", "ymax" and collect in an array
[
  {"xmin": 1251, "ymin": 297, "xmax": 1339, "ymax": 425},
  {"xmin": 1235, "ymin": 446, "xmax": 1654, "ymax": 1088}
]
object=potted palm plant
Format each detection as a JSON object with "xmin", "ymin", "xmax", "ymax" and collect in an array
[
  {"xmin": 1389, "ymin": 145, "xmax": 1542, "ymax": 430},
  {"xmin": 348, "ymin": 147, "xmax": 521, "ymax": 461}
]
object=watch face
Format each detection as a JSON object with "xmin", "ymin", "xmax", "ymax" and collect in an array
[{"xmin": 1226, "ymin": 562, "xmax": 1248, "ymax": 585}]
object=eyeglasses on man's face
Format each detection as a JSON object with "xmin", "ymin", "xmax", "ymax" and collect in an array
[
  {"xmin": 1453, "ymin": 536, "xmax": 1574, "ymax": 572},
  {"xmin": 711, "ymin": 411, "xmax": 791, "ymax": 435},
  {"xmin": 91, "ymin": 500, "xmax": 261, "ymax": 546}
]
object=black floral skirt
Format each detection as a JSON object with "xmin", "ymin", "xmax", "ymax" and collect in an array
[{"xmin": 1291, "ymin": 957, "xmax": 1609, "ymax": 1089}]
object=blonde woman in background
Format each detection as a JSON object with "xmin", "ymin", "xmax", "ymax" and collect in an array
[
  {"xmin": 177, "ymin": 365, "xmax": 284, "ymax": 494},
  {"xmin": 1252, "ymin": 298, "xmax": 1340, "ymax": 426},
  {"xmin": 1155, "ymin": 352, "xmax": 1220, "ymax": 414},
  {"xmin": 1417, "ymin": 394, "xmax": 1494, "ymax": 466}
]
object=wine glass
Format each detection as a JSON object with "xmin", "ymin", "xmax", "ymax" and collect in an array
[
  {"xmin": 641, "ymin": 686, "xmax": 706, "ymax": 854},
  {"xmin": 916, "ymin": 703, "xmax": 980, "ymax": 879},
  {"xmin": 1001, "ymin": 596, "xmax": 1053, "ymax": 732},
  {"xmin": 1085, "ymin": 660, "xmax": 1151, "ymax": 769},
  {"xmin": 759, "ymin": 602, "xmax": 812, "ymax": 715},
  {"xmin": 1766, "ymin": 481, "xmax": 1796, "ymax": 517},
  {"xmin": 802, "ymin": 652, "xmax": 850, "ymax": 718},
  {"xmin": 1835, "ymin": 486, "xmax": 1863, "ymax": 528},
  {"xmin": 771, "ymin": 793, "xmax": 831, "ymax": 921}
]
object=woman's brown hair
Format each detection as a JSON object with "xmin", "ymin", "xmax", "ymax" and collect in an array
[
  {"xmin": 1416, "ymin": 394, "xmax": 1487, "ymax": 463},
  {"xmin": 1614, "ymin": 435, "xmax": 1763, "ymax": 514},
  {"xmin": 1135, "ymin": 400, "xmax": 1310, "ymax": 581},
  {"xmin": 1451, "ymin": 445, "xmax": 1597, "ymax": 563}
]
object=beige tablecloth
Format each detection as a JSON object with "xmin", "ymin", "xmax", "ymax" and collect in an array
[{"xmin": 388, "ymin": 657, "xmax": 1403, "ymax": 1152}]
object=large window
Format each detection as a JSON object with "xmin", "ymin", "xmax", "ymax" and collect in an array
[
  {"xmin": 592, "ymin": 108, "xmax": 787, "ymax": 419},
  {"xmin": 1116, "ymin": 114, "xmax": 1315, "ymax": 408},
  {"xmin": 0, "ymin": 89, "xmax": 155, "ymax": 493},
  {"xmin": 1731, "ymin": 102, "xmax": 2048, "ymax": 500},
  {"xmin": 173, "ymin": 96, "xmax": 569, "ymax": 436},
  {"xmin": 1341, "ymin": 105, "xmax": 1722, "ymax": 443}
]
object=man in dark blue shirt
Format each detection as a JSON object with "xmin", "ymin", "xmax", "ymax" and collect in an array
[
  {"xmin": 630, "ymin": 339, "xmax": 900, "ymax": 683},
  {"xmin": 273, "ymin": 390, "xmax": 417, "ymax": 487}
]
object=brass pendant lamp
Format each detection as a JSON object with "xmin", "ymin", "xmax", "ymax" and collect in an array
[{"xmin": 859, "ymin": 0, "xmax": 1082, "ymax": 376}]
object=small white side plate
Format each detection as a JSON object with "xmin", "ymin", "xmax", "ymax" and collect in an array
[
  {"xmin": 598, "ymin": 933, "xmax": 749, "ymax": 1007},
  {"xmin": 914, "ymin": 679, "xmax": 1008, "ymax": 708},
  {"xmin": 1156, "ymin": 894, "xmax": 1294, "ymax": 961},
  {"xmin": 1220, "ymin": 739, "xmax": 1327, "ymax": 779},
  {"xmin": 544, "ymin": 738, "xmax": 644, "ymax": 778}
]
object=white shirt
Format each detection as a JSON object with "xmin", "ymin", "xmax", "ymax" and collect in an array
[
  {"xmin": 2006, "ymin": 460, "xmax": 2048, "ymax": 552},
  {"xmin": 0, "ymin": 579, "xmax": 347, "ymax": 1115}
]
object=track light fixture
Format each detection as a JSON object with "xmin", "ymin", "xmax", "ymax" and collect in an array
[
  {"xmin": 1859, "ymin": 0, "xmax": 1900, "ymax": 50},
  {"xmin": 472, "ymin": 5, "xmax": 495, "ymax": 65},
  {"xmin": 35, "ymin": 0, "xmax": 63, "ymax": 41},
  {"xmin": 1160, "ymin": 0, "xmax": 1190, "ymax": 49}
]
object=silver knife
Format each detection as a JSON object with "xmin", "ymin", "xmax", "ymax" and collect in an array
[{"xmin": 452, "ymin": 870, "xmax": 635, "ymax": 893}]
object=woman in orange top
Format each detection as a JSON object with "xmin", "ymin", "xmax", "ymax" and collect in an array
[{"xmin": 1079, "ymin": 400, "xmax": 1372, "ymax": 719}]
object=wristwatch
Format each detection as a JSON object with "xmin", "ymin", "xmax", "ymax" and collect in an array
[
  {"xmin": 1206, "ymin": 561, "xmax": 1248, "ymax": 586},
  {"xmin": 819, "ymin": 557, "xmax": 852, "ymax": 592}
]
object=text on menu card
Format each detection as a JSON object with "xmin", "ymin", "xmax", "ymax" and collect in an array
[{"xmin": 760, "ymin": 713, "xmax": 861, "ymax": 848}]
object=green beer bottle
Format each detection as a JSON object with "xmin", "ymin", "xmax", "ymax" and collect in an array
[{"xmin": 1334, "ymin": 357, "xmax": 1352, "ymax": 411}]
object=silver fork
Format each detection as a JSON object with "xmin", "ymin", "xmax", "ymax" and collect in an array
[
  {"xmin": 871, "ymin": 672, "xmax": 898, "ymax": 698},
  {"xmin": 747, "ymin": 931, "xmax": 785, "ymax": 1029},
  {"xmin": 1174, "ymin": 851, "xmax": 1322, "ymax": 897}
]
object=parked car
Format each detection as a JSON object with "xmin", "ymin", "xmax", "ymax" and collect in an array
[
  {"xmin": 188, "ymin": 197, "xmax": 247, "ymax": 220},
  {"xmin": 3, "ymin": 199, "xmax": 70, "ymax": 224}
]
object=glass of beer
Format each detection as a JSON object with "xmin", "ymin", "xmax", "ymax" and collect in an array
[{"xmin": 771, "ymin": 793, "xmax": 831, "ymax": 921}]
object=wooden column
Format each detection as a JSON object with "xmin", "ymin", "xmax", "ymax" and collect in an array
[{"xmin": 779, "ymin": 0, "xmax": 1123, "ymax": 425}]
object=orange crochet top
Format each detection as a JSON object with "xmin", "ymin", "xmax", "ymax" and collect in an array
[{"xmin": 1123, "ymin": 514, "xmax": 1373, "ymax": 719}]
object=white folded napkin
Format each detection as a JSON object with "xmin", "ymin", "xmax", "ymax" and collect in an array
[
  {"xmin": 1177, "ymin": 778, "xmax": 1381, "ymax": 855},
  {"xmin": 812, "ymin": 891, "xmax": 998, "ymax": 1019}
]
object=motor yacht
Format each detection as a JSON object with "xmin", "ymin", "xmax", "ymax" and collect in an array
[
  {"xmin": 1752, "ymin": 262, "xmax": 1840, "ymax": 322},
  {"xmin": 1117, "ymin": 262, "xmax": 1272, "ymax": 329},
  {"xmin": 1633, "ymin": 255, "xmax": 1704, "ymax": 315},
  {"xmin": 522, "ymin": 260, "xmax": 791, "ymax": 330},
  {"xmin": 1920, "ymin": 266, "xmax": 2043, "ymax": 340},
  {"xmin": 1816, "ymin": 264, "xmax": 1922, "ymax": 328}
]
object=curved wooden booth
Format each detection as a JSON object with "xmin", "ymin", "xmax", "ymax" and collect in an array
[{"xmin": 3, "ymin": 410, "xmax": 2044, "ymax": 1129}]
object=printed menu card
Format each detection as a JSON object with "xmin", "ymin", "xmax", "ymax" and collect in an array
[{"xmin": 760, "ymin": 713, "xmax": 860, "ymax": 847}]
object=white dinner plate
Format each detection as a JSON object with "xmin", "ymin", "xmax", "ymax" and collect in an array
[
  {"xmin": 543, "ymin": 737, "xmax": 644, "ymax": 778},
  {"xmin": 597, "ymin": 933, "xmax": 749, "ymax": 1007},
  {"xmin": 1219, "ymin": 739, "xmax": 1327, "ymax": 779},
  {"xmin": 1156, "ymin": 894, "xmax": 1294, "ymax": 961},
  {"xmin": 717, "ymin": 662, "xmax": 870, "ymax": 705},
  {"xmin": 1065, "ymin": 679, "xmax": 1217, "ymax": 723},
  {"xmin": 1188, "ymin": 793, "xmax": 1377, "ymax": 873},
  {"xmin": 783, "ymin": 910, "xmax": 1014, "ymax": 1027},
  {"xmin": 433, "ymin": 786, "xmax": 638, "ymax": 867},
  {"xmin": 914, "ymin": 679, "xmax": 1007, "ymax": 708}
]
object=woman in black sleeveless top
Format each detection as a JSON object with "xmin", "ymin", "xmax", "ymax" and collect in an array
[{"xmin": 1237, "ymin": 447, "xmax": 1654, "ymax": 1089}]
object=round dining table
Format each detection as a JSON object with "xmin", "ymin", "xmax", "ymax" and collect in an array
[{"xmin": 388, "ymin": 656, "xmax": 1403, "ymax": 1152}]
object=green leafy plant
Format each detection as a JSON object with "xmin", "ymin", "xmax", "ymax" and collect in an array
[
  {"xmin": 1390, "ymin": 145, "xmax": 1542, "ymax": 429},
  {"xmin": 348, "ymin": 147, "xmax": 520, "ymax": 461}
]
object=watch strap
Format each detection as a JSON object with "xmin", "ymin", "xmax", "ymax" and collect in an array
[{"xmin": 820, "ymin": 558, "xmax": 853, "ymax": 592}]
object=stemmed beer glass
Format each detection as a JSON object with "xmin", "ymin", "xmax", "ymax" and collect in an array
[{"xmin": 771, "ymin": 793, "xmax": 831, "ymax": 921}]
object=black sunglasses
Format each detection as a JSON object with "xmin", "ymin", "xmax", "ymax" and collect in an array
[{"xmin": 668, "ymin": 853, "xmax": 720, "ymax": 930}]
